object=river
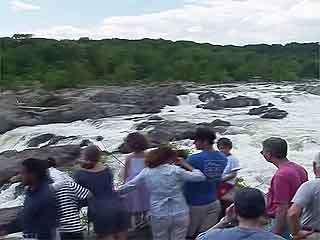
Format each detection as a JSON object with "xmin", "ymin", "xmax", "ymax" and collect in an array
[{"xmin": 1, "ymin": 82, "xmax": 320, "ymax": 209}]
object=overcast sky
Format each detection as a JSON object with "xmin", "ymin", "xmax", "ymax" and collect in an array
[{"xmin": 0, "ymin": 0, "xmax": 319, "ymax": 45}]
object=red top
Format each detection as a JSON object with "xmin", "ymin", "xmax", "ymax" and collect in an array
[{"xmin": 267, "ymin": 161, "xmax": 308, "ymax": 217}]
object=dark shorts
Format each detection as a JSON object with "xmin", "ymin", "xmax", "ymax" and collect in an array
[
  {"xmin": 60, "ymin": 231, "xmax": 84, "ymax": 240},
  {"xmin": 89, "ymin": 198, "xmax": 130, "ymax": 235}
]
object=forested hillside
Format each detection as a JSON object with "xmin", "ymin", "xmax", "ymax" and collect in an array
[{"xmin": 0, "ymin": 36, "xmax": 318, "ymax": 89}]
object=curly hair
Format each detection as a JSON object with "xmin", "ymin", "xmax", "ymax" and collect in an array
[{"xmin": 125, "ymin": 132, "xmax": 149, "ymax": 153}]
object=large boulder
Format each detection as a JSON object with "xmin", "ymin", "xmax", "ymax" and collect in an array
[
  {"xmin": 27, "ymin": 134, "xmax": 78, "ymax": 148},
  {"xmin": 261, "ymin": 108, "xmax": 288, "ymax": 119},
  {"xmin": 248, "ymin": 103, "xmax": 275, "ymax": 115},
  {"xmin": 198, "ymin": 91, "xmax": 223, "ymax": 102},
  {"xmin": 201, "ymin": 100, "xmax": 226, "ymax": 110},
  {"xmin": 0, "ymin": 207, "xmax": 22, "ymax": 225},
  {"xmin": 119, "ymin": 119, "xmax": 231, "ymax": 153},
  {"xmin": 0, "ymin": 145, "xmax": 81, "ymax": 185},
  {"xmin": 224, "ymin": 96, "xmax": 261, "ymax": 108},
  {"xmin": 27, "ymin": 134, "xmax": 55, "ymax": 147},
  {"xmin": 294, "ymin": 84, "xmax": 320, "ymax": 96},
  {"xmin": 199, "ymin": 96, "xmax": 261, "ymax": 110},
  {"xmin": 0, "ymin": 84, "xmax": 189, "ymax": 134}
]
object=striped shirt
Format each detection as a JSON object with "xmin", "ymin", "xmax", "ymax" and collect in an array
[{"xmin": 52, "ymin": 181, "xmax": 89, "ymax": 233}]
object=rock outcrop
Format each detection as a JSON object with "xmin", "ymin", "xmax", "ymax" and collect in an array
[
  {"xmin": 0, "ymin": 145, "xmax": 81, "ymax": 185},
  {"xmin": 118, "ymin": 119, "xmax": 231, "ymax": 153},
  {"xmin": 294, "ymin": 84, "xmax": 320, "ymax": 96},
  {"xmin": 0, "ymin": 84, "xmax": 189, "ymax": 134},
  {"xmin": 198, "ymin": 91, "xmax": 223, "ymax": 102},
  {"xmin": 198, "ymin": 96, "xmax": 261, "ymax": 110},
  {"xmin": 261, "ymin": 108, "xmax": 288, "ymax": 119},
  {"xmin": 248, "ymin": 104, "xmax": 288, "ymax": 119}
]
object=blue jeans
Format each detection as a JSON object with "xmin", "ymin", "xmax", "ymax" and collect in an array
[{"xmin": 268, "ymin": 219, "xmax": 290, "ymax": 239}]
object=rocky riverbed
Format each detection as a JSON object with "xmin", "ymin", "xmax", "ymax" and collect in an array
[
  {"xmin": 0, "ymin": 83, "xmax": 188, "ymax": 134},
  {"xmin": 0, "ymin": 81, "xmax": 320, "ymax": 235}
]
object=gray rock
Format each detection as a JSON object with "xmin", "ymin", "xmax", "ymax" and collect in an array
[
  {"xmin": 120, "ymin": 119, "xmax": 231, "ymax": 153},
  {"xmin": 198, "ymin": 91, "xmax": 223, "ymax": 102},
  {"xmin": 0, "ymin": 84, "xmax": 189, "ymax": 134},
  {"xmin": 294, "ymin": 84, "xmax": 320, "ymax": 96},
  {"xmin": 248, "ymin": 106, "xmax": 271, "ymax": 115},
  {"xmin": 0, "ymin": 207, "xmax": 22, "ymax": 225},
  {"xmin": 200, "ymin": 96, "xmax": 261, "ymax": 110},
  {"xmin": 27, "ymin": 134, "xmax": 78, "ymax": 148},
  {"xmin": 224, "ymin": 96, "xmax": 261, "ymax": 108},
  {"xmin": 27, "ymin": 134, "xmax": 55, "ymax": 147},
  {"xmin": 201, "ymin": 100, "xmax": 226, "ymax": 110},
  {"xmin": 261, "ymin": 108, "xmax": 288, "ymax": 119},
  {"xmin": 0, "ymin": 145, "xmax": 81, "ymax": 185},
  {"xmin": 148, "ymin": 115, "xmax": 164, "ymax": 121}
]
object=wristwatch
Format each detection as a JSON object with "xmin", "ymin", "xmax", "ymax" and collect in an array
[{"xmin": 289, "ymin": 234, "xmax": 298, "ymax": 240}]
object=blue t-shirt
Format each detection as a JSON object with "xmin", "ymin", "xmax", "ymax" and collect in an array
[
  {"xmin": 184, "ymin": 150, "xmax": 227, "ymax": 206},
  {"xmin": 7, "ymin": 182, "xmax": 58, "ymax": 239},
  {"xmin": 196, "ymin": 227, "xmax": 285, "ymax": 240}
]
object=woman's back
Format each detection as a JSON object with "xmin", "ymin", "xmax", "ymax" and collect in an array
[
  {"xmin": 73, "ymin": 167, "xmax": 114, "ymax": 198},
  {"xmin": 126, "ymin": 156, "xmax": 145, "ymax": 180}
]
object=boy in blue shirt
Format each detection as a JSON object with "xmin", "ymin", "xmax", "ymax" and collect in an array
[{"xmin": 185, "ymin": 128, "xmax": 227, "ymax": 239}]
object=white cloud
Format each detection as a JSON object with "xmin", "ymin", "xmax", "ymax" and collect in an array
[
  {"xmin": 33, "ymin": 0, "xmax": 320, "ymax": 45},
  {"xmin": 11, "ymin": 0, "xmax": 40, "ymax": 12}
]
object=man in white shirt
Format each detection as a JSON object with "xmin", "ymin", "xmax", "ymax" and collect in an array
[
  {"xmin": 47, "ymin": 158, "xmax": 73, "ymax": 183},
  {"xmin": 287, "ymin": 153, "xmax": 320, "ymax": 240}
]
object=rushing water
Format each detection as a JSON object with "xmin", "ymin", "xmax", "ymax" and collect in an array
[{"xmin": 1, "ymin": 83, "xmax": 320, "ymax": 208}]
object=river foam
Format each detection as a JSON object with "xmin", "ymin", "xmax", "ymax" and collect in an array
[{"xmin": 1, "ymin": 83, "xmax": 319, "ymax": 207}]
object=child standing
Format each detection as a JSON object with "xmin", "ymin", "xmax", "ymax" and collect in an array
[
  {"xmin": 123, "ymin": 133, "xmax": 150, "ymax": 229},
  {"xmin": 217, "ymin": 138, "xmax": 241, "ymax": 217}
]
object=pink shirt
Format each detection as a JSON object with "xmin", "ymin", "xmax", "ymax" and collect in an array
[{"xmin": 267, "ymin": 161, "xmax": 308, "ymax": 217}]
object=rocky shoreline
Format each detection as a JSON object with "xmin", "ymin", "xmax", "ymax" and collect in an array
[{"xmin": 0, "ymin": 83, "xmax": 188, "ymax": 134}]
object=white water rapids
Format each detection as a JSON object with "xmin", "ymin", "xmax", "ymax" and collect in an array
[{"xmin": 1, "ymin": 83, "xmax": 320, "ymax": 209}]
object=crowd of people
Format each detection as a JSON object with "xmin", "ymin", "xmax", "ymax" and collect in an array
[{"xmin": 0, "ymin": 127, "xmax": 319, "ymax": 240}]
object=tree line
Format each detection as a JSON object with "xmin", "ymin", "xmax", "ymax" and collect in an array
[{"xmin": 0, "ymin": 35, "xmax": 319, "ymax": 89}]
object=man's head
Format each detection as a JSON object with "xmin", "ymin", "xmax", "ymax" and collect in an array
[
  {"xmin": 217, "ymin": 138, "xmax": 233, "ymax": 155},
  {"xmin": 47, "ymin": 157, "xmax": 57, "ymax": 168},
  {"xmin": 313, "ymin": 152, "xmax": 320, "ymax": 177},
  {"xmin": 21, "ymin": 158, "xmax": 49, "ymax": 186},
  {"xmin": 261, "ymin": 137, "xmax": 288, "ymax": 163},
  {"xmin": 234, "ymin": 187, "xmax": 266, "ymax": 221},
  {"xmin": 193, "ymin": 128, "xmax": 216, "ymax": 150}
]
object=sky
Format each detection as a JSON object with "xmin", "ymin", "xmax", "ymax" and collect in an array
[{"xmin": 0, "ymin": 0, "xmax": 319, "ymax": 45}]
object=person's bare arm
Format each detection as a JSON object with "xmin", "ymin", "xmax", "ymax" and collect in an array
[
  {"xmin": 123, "ymin": 157, "xmax": 130, "ymax": 183},
  {"xmin": 273, "ymin": 203, "xmax": 289, "ymax": 235},
  {"xmin": 287, "ymin": 204, "xmax": 314, "ymax": 239},
  {"xmin": 287, "ymin": 204, "xmax": 302, "ymax": 236},
  {"xmin": 222, "ymin": 171, "xmax": 238, "ymax": 182},
  {"xmin": 175, "ymin": 157, "xmax": 194, "ymax": 171}
]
